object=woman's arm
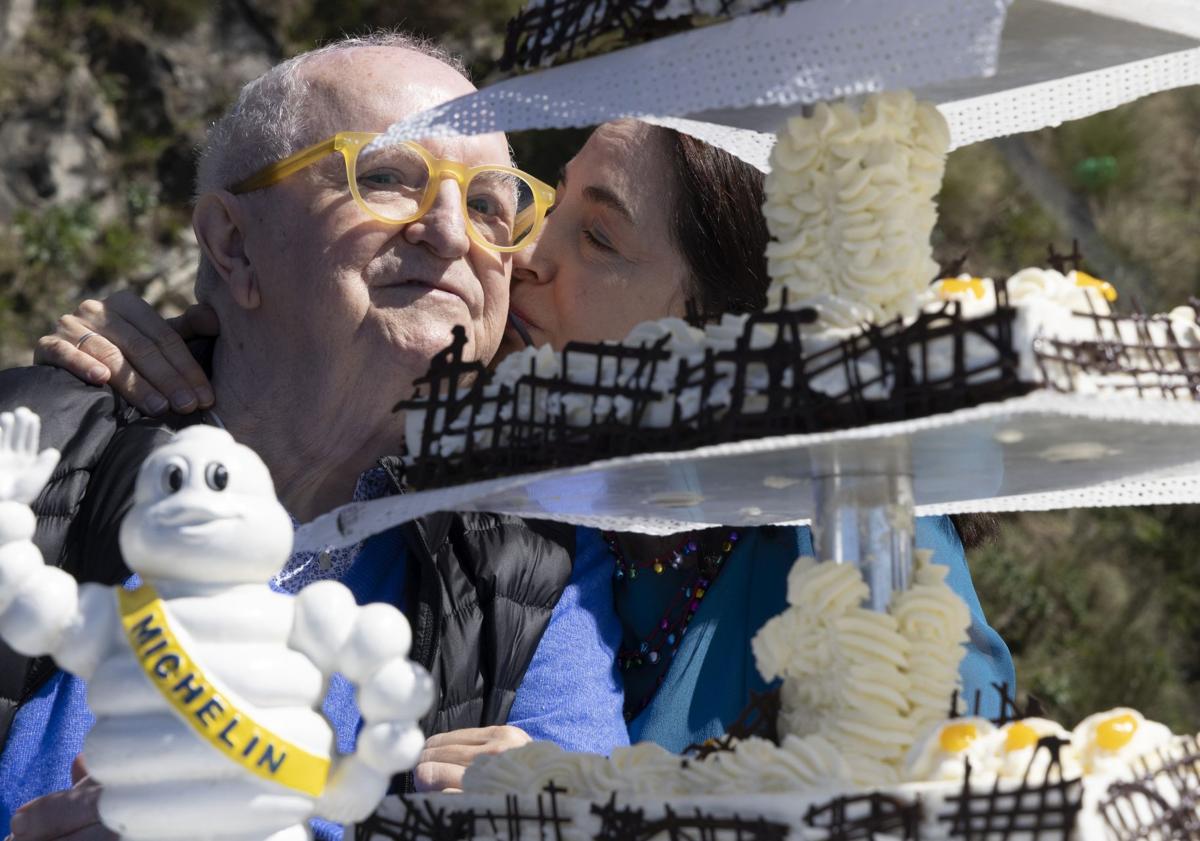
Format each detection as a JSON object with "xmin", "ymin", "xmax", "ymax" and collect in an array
[
  {"xmin": 505, "ymin": 527, "xmax": 630, "ymax": 755},
  {"xmin": 33, "ymin": 292, "xmax": 219, "ymax": 416}
]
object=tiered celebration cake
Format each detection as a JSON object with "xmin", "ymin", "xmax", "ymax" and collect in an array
[
  {"xmin": 396, "ymin": 92, "xmax": 1200, "ymax": 492},
  {"xmin": 356, "ymin": 20, "xmax": 1200, "ymax": 841},
  {"xmin": 359, "ymin": 553, "xmax": 1200, "ymax": 840}
]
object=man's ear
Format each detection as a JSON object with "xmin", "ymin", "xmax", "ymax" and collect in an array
[{"xmin": 193, "ymin": 191, "xmax": 261, "ymax": 310}]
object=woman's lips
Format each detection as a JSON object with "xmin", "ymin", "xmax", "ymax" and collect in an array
[{"xmin": 507, "ymin": 311, "xmax": 535, "ymax": 347}]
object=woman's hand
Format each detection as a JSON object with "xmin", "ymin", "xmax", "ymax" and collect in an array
[
  {"xmin": 413, "ymin": 725, "xmax": 532, "ymax": 793},
  {"xmin": 6, "ymin": 756, "xmax": 115, "ymax": 841},
  {"xmin": 34, "ymin": 292, "xmax": 220, "ymax": 416}
]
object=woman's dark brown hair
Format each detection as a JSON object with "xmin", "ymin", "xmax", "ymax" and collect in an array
[
  {"xmin": 657, "ymin": 126, "xmax": 997, "ymax": 551},
  {"xmin": 660, "ymin": 129, "xmax": 770, "ymax": 322}
]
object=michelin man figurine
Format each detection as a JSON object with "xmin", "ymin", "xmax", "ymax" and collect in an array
[{"xmin": 0, "ymin": 407, "xmax": 433, "ymax": 841}]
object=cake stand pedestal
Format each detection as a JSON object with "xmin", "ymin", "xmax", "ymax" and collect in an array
[{"xmin": 812, "ymin": 441, "xmax": 914, "ymax": 610}]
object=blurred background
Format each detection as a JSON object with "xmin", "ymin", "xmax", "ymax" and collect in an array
[{"xmin": 0, "ymin": 0, "xmax": 1198, "ymax": 731}]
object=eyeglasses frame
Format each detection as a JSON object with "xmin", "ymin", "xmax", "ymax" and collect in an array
[{"xmin": 229, "ymin": 131, "xmax": 556, "ymax": 253}]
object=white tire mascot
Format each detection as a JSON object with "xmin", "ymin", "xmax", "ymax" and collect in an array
[{"xmin": 0, "ymin": 407, "xmax": 433, "ymax": 841}]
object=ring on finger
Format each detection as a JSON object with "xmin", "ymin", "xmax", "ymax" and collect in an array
[{"xmin": 74, "ymin": 331, "xmax": 98, "ymax": 350}]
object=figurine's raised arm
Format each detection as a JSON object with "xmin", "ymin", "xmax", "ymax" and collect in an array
[
  {"xmin": 0, "ymin": 407, "xmax": 115, "ymax": 679},
  {"xmin": 291, "ymin": 581, "xmax": 435, "ymax": 822}
]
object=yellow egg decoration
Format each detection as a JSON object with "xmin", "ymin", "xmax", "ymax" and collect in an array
[
  {"xmin": 1004, "ymin": 721, "xmax": 1040, "ymax": 753},
  {"xmin": 939, "ymin": 722, "xmax": 980, "ymax": 753},
  {"xmin": 936, "ymin": 277, "xmax": 987, "ymax": 300},
  {"xmin": 1073, "ymin": 270, "xmax": 1118, "ymax": 302},
  {"xmin": 1096, "ymin": 712, "xmax": 1138, "ymax": 751}
]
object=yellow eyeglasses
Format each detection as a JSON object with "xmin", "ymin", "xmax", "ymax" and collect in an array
[{"xmin": 230, "ymin": 131, "xmax": 556, "ymax": 253}]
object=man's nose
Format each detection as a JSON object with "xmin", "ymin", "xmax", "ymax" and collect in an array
[{"xmin": 404, "ymin": 179, "xmax": 471, "ymax": 258}]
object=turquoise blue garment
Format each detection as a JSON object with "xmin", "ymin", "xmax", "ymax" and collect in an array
[{"xmin": 623, "ymin": 518, "xmax": 1015, "ymax": 754}]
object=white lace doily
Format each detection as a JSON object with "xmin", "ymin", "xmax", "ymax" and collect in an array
[
  {"xmin": 368, "ymin": 0, "xmax": 1011, "ymax": 170},
  {"xmin": 295, "ymin": 393, "xmax": 1200, "ymax": 545},
  {"xmin": 369, "ymin": 0, "xmax": 1199, "ymax": 170},
  {"xmin": 929, "ymin": 0, "xmax": 1200, "ymax": 149}
]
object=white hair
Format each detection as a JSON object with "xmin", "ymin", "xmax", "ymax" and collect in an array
[{"xmin": 194, "ymin": 32, "xmax": 469, "ymax": 300}]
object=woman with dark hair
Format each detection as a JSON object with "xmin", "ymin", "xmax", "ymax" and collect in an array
[
  {"xmin": 38, "ymin": 119, "xmax": 1012, "ymax": 758},
  {"xmin": 499, "ymin": 120, "xmax": 1010, "ymax": 751}
]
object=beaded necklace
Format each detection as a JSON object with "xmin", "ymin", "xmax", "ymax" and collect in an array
[
  {"xmin": 610, "ymin": 532, "xmax": 701, "ymax": 579},
  {"xmin": 604, "ymin": 529, "xmax": 740, "ymax": 721}
]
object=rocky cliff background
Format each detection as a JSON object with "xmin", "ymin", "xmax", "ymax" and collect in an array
[{"xmin": 1, "ymin": 0, "xmax": 1199, "ymax": 732}]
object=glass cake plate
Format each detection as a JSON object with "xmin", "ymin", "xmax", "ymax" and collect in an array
[{"xmin": 295, "ymin": 392, "xmax": 1200, "ymax": 547}]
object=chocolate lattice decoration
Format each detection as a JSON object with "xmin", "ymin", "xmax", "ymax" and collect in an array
[
  {"xmin": 1098, "ymin": 735, "xmax": 1200, "ymax": 840},
  {"xmin": 940, "ymin": 737, "xmax": 1084, "ymax": 840},
  {"xmin": 397, "ymin": 286, "xmax": 1034, "ymax": 491},
  {"xmin": 804, "ymin": 792, "xmax": 922, "ymax": 841},
  {"xmin": 500, "ymin": 0, "xmax": 794, "ymax": 69},
  {"xmin": 683, "ymin": 686, "xmax": 783, "ymax": 759},
  {"xmin": 949, "ymin": 683, "xmax": 1047, "ymax": 727},
  {"xmin": 357, "ymin": 784, "xmax": 572, "ymax": 841},
  {"xmin": 1034, "ymin": 306, "xmax": 1200, "ymax": 400},
  {"xmin": 591, "ymin": 797, "xmax": 790, "ymax": 841}
]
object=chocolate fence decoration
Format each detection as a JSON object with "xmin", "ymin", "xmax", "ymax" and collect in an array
[
  {"xmin": 500, "ymin": 0, "xmax": 792, "ymax": 69},
  {"xmin": 1033, "ymin": 304, "xmax": 1200, "ymax": 401},
  {"xmin": 396, "ymin": 286, "xmax": 1034, "ymax": 491},
  {"xmin": 803, "ymin": 792, "xmax": 922, "ymax": 841},
  {"xmin": 682, "ymin": 686, "xmax": 782, "ymax": 759},
  {"xmin": 356, "ymin": 785, "xmax": 572, "ymax": 841},
  {"xmin": 591, "ymin": 798, "xmax": 790, "ymax": 841},
  {"xmin": 1098, "ymin": 735, "xmax": 1200, "ymax": 840},
  {"xmin": 940, "ymin": 737, "xmax": 1084, "ymax": 841},
  {"xmin": 948, "ymin": 683, "xmax": 1046, "ymax": 727}
]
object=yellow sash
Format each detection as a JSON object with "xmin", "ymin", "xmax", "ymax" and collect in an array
[{"xmin": 117, "ymin": 584, "xmax": 330, "ymax": 797}]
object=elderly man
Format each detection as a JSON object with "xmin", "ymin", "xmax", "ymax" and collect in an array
[{"xmin": 0, "ymin": 33, "xmax": 624, "ymax": 841}]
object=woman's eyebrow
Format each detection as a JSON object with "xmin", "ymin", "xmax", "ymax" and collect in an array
[{"xmin": 582, "ymin": 185, "xmax": 634, "ymax": 223}]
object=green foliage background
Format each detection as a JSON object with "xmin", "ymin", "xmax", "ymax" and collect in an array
[{"xmin": 1, "ymin": 1, "xmax": 1198, "ymax": 731}]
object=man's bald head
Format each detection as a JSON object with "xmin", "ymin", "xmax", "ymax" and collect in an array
[{"xmin": 194, "ymin": 33, "xmax": 474, "ymax": 300}]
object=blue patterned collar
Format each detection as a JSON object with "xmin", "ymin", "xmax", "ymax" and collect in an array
[{"xmin": 272, "ymin": 466, "xmax": 395, "ymax": 593}]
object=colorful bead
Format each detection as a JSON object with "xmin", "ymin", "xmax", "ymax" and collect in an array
[{"xmin": 612, "ymin": 527, "xmax": 740, "ymax": 720}]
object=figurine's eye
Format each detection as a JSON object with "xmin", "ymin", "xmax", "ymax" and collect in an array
[
  {"xmin": 162, "ymin": 462, "xmax": 186, "ymax": 494},
  {"xmin": 205, "ymin": 462, "xmax": 229, "ymax": 491}
]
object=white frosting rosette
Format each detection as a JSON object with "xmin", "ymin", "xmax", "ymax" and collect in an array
[
  {"xmin": 903, "ymin": 717, "xmax": 997, "ymax": 782},
  {"xmin": 763, "ymin": 91, "xmax": 948, "ymax": 327},
  {"xmin": 990, "ymin": 717, "xmax": 1079, "ymax": 781},
  {"xmin": 890, "ymin": 554, "xmax": 971, "ymax": 737},
  {"xmin": 1071, "ymin": 708, "xmax": 1174, "ymax": 776},
  {"xmin": 462, "ymin": 741, "xmax": 579, "ymax": 794},
  {"xmin": 753, "ymin": 558, "xmax": 913, "ymax": 787}
]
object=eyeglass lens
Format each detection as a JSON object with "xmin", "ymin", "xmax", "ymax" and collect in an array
[{"xmin": 355, "ymin": 144, "xmax": 539, "ymax": 248}]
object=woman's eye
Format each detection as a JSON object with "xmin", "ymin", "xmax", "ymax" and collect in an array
[{"xmin": 583, "ymin": 227, "xmax": 614, "ymax": 251}]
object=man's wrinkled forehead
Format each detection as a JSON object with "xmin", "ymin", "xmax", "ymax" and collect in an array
[{"xmin": 301, "ymin": 48, "xmax": 512, "ymax": 166}]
